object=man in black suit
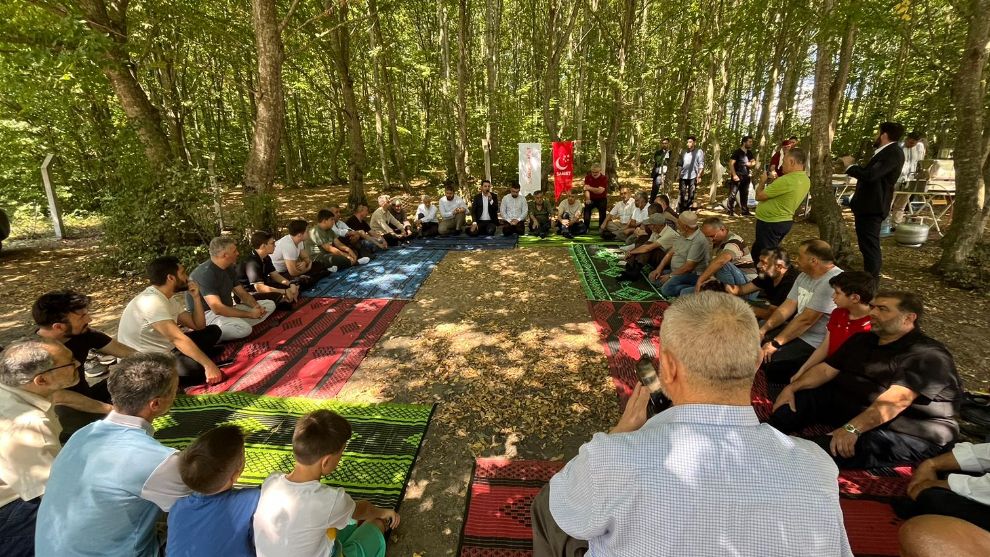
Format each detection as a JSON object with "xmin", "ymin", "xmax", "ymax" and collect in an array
[
  {"xmin": 841, "ymin": 122, "xmax": 905, "ymax": 277},
  {"xmin": 468, "ymin": 179, "xmax": 500, "ymax": 237}
]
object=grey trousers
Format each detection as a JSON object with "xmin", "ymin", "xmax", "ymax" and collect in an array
[{"xmin": 531, "ymin": 485, "xmax": 589, "ymax": 557}]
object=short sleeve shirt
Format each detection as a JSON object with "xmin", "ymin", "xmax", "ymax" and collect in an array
[
  {"xmin": 629, "ymin": 206, "xmax": 649, "ymax": 225},
  {"xmin": 0, "ymin": 383, "xmax": 62, "ymax": 507},
  {"xmin": 188, "ymin": 259, "xmax": 238, "ymax": 309},
  {"xmin": 731, "ymin": 148, "xmax": 751, "ymax": 176},
  {"xmin": 168, "ymin": 488, "xmax": 262, "ymax": 557},
  {"xmin": 557, "ymin": 200, "xmax": 584, "ymax": 219},
  {"xmin": 715, "ymin": 232, "xmax": 754, "ymax": 267},
  {"xmin": 345, "ymin": 216, "xmax": 371, "ymax": 233},
  {"xmin": 62, "ymin": 330, "xmax": 112, "ymax": 398},
  {"xmin": 238, "ymin": 251, "xmax": 277, "ymax": 291},
  {"xmin": 253, "ymin": 473, "xmax": 356, "ymax": 557},
  {"xmin": 271, "ymin": 235, "xmax": 301, "ymax": 273},
  {"xmin": 306, "ymin": 225, "xmax": 337, "ymax": 258},
  {"xmin": 751, "ymin": 266, "xmax": 800, "ymax": 307},
  {"xmin": 755, "ymin": 171, "xmax": 811, "ymax": 223},
  {"xmin": 786, "ymin": 266, "xmax": 843, "ymax": 347},
  {"xmin": 826, "ymin": 308, "xmax": 872, "ymax": 356},
  {"xmin": 650, "ymin": 226, "xmax": 680, "ymax": 251},
  {"xmin": 584, "ymin": 173, "xmax": 609, "ymax": 200},
  {"xmin": 825, "ymin": 330, "xmax": 962, "ymax": 446},
  {"xmin": 671, "ymin": 229, "xmax": 711, "ymax": 270},
  {"xmin": 117, "ymin": 286, "xmax": 184, "ymax": 353}
]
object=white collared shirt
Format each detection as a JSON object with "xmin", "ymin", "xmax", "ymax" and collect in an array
[
  {"xmin": 439, "ymin": 195, "xmax": 467, "ymax": 218},
  {"xmin": 417, "ymin": 203, "xmax": 439, "ymax": 223},
  {"xmin": 480, "ymin": 193, "xmax": 492, "ymax": 220},
  {"xmin": 610, "ymin": 198, "xmax": 635, "ymax": 224},
  {"xmin": 0, "ymin": 382, "xmax": 62, "ymax": 506},
  {"xmin": 500, "ymin": 194, "xmax": 528, "ymax": 221},
  {"xmin": 628, "ymin": 205, "xmax": 649, "ymax": 225},
  {"xmin": 948, "ymin": 442, "xmax": 990, "ymax": 506}
]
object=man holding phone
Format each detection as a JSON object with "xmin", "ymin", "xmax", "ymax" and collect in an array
[{"xmin": 751, "ymin": 147, "xmax": 810, "ymax": 260}]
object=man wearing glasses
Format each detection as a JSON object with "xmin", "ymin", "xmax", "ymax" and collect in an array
[{"xmin": 0, "ymin": 339, "xmax": 108, "ymax": 556}]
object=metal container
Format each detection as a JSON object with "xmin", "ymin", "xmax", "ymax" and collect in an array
[{"xmin": 895, "ymin": 217, "xmax": 930, "ymax": 247}]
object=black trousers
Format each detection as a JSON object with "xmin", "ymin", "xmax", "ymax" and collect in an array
[
  {"xmin": 764, "ymin": 338, "xmax": 815, "ymax": 383},
  {"xmin": 501, "ymin": 221, "xmax": 526, "ymax": 236},
  {"xmin": 468, "ymin": 219, "xmax": 497, "ymax": 236},
  {"xmin": 751, "ymin": 219, "xmax": 794, "ymax": 260},
  {"xmin": 649, "ymin": 168, "xmax": 665, "ymax": 203},
  {"xmin": 678, "ymin": 178, "xmax": 698, "ymax": 212},
  {"xmin": 769, "ymin": 384, "xmax": 944, "ymax": 468},
  {"xmin": 895, "ymin": 487, "xmax": 990, "ymax": 532},
  {"xmin": 529, "ymin": 217, "xmax": 551, "ymax": 237},
  {"xmin": 854, "ymin": 213, "xmax": 884, "ymax": 277},
  {"xmin": 420, "ymin": 222, "xmax": 439, "ymax": 237},
  {"xmin": 727, "ymin": 175, "xmax": 751, "ymax": 214},
  {"xmin": 175, "ymin": 325, "xmax": 223, "ymax": 387},
  {"xmin": 557, "ymin": 220, "xmax": 587, "ymax": 237},
  {"xmin": 583, "ymin": 198, "xmax": 607, "ymax": 229}
]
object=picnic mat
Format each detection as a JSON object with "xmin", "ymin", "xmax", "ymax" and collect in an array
[
  {"xmin": 457, "ymin": 458, "xmax": 908, "ymax": 556},
  {"xmin": 569, "ymin": 244, "xmax": 666, "ymax": 302},
  {"xmin": 188, "ymin": 297, "xmax": 405, "ymax": 398},
  {"xmin": 302, "ymin": 247, "xmax": 445, "ymax": 299},
  {"xmin": 587, "ymin": 300, "xmax": 668, "ymax": 405},
  {"xmin": 213, "ymin": 301, "xmax": 304, "ymax": 363},
  {"xmin": 517, "ymin": 234, "xmax": 621, "ymax": 247},
  {"xmin": 153, "ymin": 393, "xmax": 434, "ymax": 510},
  {"xmin": 411, "ymin": 235, "xmax": 518, "ymax": 250}
]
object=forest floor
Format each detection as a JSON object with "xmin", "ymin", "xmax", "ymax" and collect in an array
[{"xmin": 1, "ymin": 179, "xmax": 989, "ymax": 556}]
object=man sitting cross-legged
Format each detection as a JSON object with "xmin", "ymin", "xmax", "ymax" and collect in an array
[
  {"xmin": 370, "ymin": 195, "xmax": 412, "ymax": 246},
  {"xmin": 469, "ymin": 179, "xmax": 500, "ymax": 237},
  {"xmin": 647, "ymin": 211, "xmax": 710, "ymax": 298},
  {"xmin": 771, "ymin": 291, "xmax": 962, "ymax": 469},
  {"xmin": 35, "ymin": 353, "xmax": 192, "ymax": 557},
  {"xmin": 527, "ymin": 190, "xmax": 554, "ymax": 238},
  {"xmin": 499, "ymin": 182, "xmax": 528, "ymax": 236},
  {"xmin": 531, "ymin": 292, "xmax": 851, "ymax": 556},
  {"xmin": 345, "ymin": 204, "xmax": 389, "ymax": 252},
  {"xmin": 306, "ymin": 209, "xmax": 369, "ymax": 271},
  {"xmin": 331, "ymin": 205, "xmax": 384, "ymax": 257},
  {"xmin": 237, "ymin": 230, "xmax": 300, "ymax": 308},
  {"xmin": 556, "ymin": 189, "xmax": 587, "ymax": 237},
  {"xmin": 790, "ymin": 270, "xmax": 876, "ymax": 383},
  {"xmin": 416, "ymin": 195, "xmax": 440, "ymax": 237},
  {"xmin": 118, "ymin": 256, "xmax": 225, "ymax": 387},
  {"xmin": 272, "ymin": 219, "xmax": 334, "ymax": 283},
  {"xmin": 438, "ymin": 185, "xmax": 468, "ymax": 236},
  {"xmin": 758, "ymin": 239, "xmax": 843, "ymax": 383},
  {"xmin": 188, "ymin": 237, "xmax": 277, "ymax": 342},
  {"xmin": 600, "ymin": 186, "xmax": 633, "ymax": 241},
  {"xmin": 724, "ymin": 247, "xmax": 799, "ymax": 320},
  {"xmin": 0, "ymin": 339, "xmax": 108, "ymax": 557},
  {"xmin": 618, "ymin": 213, "xmax": 679, "ymax": 282},
  {"xmin": 694, "ymin": 216, "xmax": 756, "ymax": 291},
  {"xmin": 897, "ymin": 441, "xmax": 990, "ymax": 535}
]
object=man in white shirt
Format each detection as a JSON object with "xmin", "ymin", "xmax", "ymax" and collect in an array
[
  {"xmin": 416, "ymin": 195, "xmax": 440, "ymax": 237},
  {"xmin": 438, "ymin": 185, "xmax": 468, "ymax": 236},
  {"xmin": 0, "ymin": 339, "xmax": 95, "ymax": 556},
  {"xmin": 118, "ymin": 256, "xmax": 224, "ymax": 386},
  {"xmin": 621, "ymin": 191, "xmax": 651, "ymax": 243},
  {"xmin": 468, "ymin": 180, "xmax": 499, "ymax": 237},
  {"xmin": 272, "ymin": 219, "xmax": 334, "ymax": 281},
  {"xmin": 618, "ymin": 213, "xmax": 678, "ymax": 282},
  {"xmin": 900, "ymin": 441, "xmax": 990, "ymax": 534},
  {"xmin": 330, "ymin": 205, "xmax": 384, "ymax": 257},
  {"xmin": 677, "ymin": 135, "xmax": 705, "ymax": 212},
  {"xmin": 531, "ymin": 292, "xmax": 850, "ymax": 557},
  {"xmin": 891, "ymin": 131, "xmax": 927, "ymax": 225},
  {"xmin": 556, "ymin": 189, "xmax": 587, "ymax": 237},
  {"xmin": 499, "ymin": 182, "xmax": 528, "ymax": 236},
  {"xmin": 600, "ymin": 187, "xmax": 633, "ymax": 240}
]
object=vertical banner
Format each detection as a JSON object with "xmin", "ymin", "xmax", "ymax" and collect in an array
[
  {"xmin": 552, "ymin": 141, "xmax": 574, "ymax": 201},
  {"xmin": 518, "ymin": 143, "xmax": 542, "ymax": 196}
]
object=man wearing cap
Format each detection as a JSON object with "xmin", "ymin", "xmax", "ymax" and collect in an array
[
  {"xmin": 752, "ymin": 147, "xmax": 811, "ymax": 260},
  {"xmin": 695, "ymin": 217, "xmax": 756, "ymax": 291},
  {"xmin": 648, "ymin": 211, "xmax": 710, "ymax": 297},
  {"xmin": 499, "ymin": 183, "xmax": 528, "ymax": 236}
]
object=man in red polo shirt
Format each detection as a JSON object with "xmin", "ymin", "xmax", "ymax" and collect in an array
[{"xmin": 583, "ymin": 163, "xmax": 609, "ymax": 231}]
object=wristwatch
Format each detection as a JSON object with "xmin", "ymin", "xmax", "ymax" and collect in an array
[{"xmin": 842, "ymin": 423, "xmax": 861, "ymax": 435}]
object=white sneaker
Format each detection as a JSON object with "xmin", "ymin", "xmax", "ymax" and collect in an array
[
  {"xmin": 357, "ymin": 257, "xmax": 370, "ymax": 265},
  {"xmin": 329, "ymin": 266, "xmax": 338, "ymax": 273}
]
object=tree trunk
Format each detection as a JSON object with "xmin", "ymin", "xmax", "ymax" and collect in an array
[
  {"xmin": 76, "ymin": 0, "xmax": 173, "ymax": 171},
  {"xmin": 755, "ymin": 9, "xmax": 788, "ymax": 162},
  {"xmin": 604, "ymin": 0, "xmax": 639, "ymax": 187},
  {"xmin": 808, "ymin": 5, "xmax": 857, "ymax": 264},
  {"xmin": 326, "ymin": 3, "xmax": 368, "ymax": 209},
  {"xmin": 368, "ymin": 0, "xmax": 409, "ymax": 190},
  {"xmin": 454, "ymin": 0, "xmax": 471, "ymax": 189},
  {"xmin": 938, "ymin": 0, "xmax": 990, "ymax": 276},
  {"xmin": 483, "ymin": 0, "xmax": 502, "ymax": 175}
]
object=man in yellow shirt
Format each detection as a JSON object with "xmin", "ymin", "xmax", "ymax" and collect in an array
[{"xmin": 751, "ymin": 147, "xmax": 810, "ymax": 260}]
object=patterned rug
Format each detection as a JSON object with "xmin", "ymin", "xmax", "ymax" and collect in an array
[
  {"xmin": 587, "ymin": 300, "xmax": 668, "ymax": 405},
  {"xmin": 457, "ymin": 458, "xmax": 908, "ymax": 556},
  {"xmin": 517, "ymin": 234, "xmax": 621, "ymax": 248},
  {"xmin": 154, "ymin": 393, "xmax": 434, "ymax": 510},
  {"xmin": 187, "ymin": 297, "xmax": 405, "ymax": 398},
  {"xmin": 302, "ymin": 247, "xmax": 445, "ymax": 299},
  {"xmin": 569, "ymin": 244, "xmax": 665, "ymax": 302},
  {"xmin": 410, "ymin": 235, "xmax": 518, "ymax": 250},
  {"xmin": 213, "ymin": 301, "xmax": 304, "ymax": 363}
]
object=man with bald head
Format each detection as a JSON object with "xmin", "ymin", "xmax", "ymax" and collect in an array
[{"xmin": 531, "ymin": 292, "xmax": 850, "ymax": 556}]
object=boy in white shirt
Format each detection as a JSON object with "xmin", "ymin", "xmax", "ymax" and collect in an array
[{"xmin": 253, "ymin": 410, "xmax": 399, "ymax": 557}]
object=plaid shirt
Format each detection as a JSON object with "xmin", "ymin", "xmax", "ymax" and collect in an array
[{"xmin": 549, "ymin": 404, "xmax": 852, "ymax": 556}]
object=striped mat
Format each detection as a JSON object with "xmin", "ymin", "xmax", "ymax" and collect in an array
[
  {"xmin": 569, "ymin": 244, "xmax": 665, "ymax": 302},
  {"xmin": 154, "ymin": 393, "xmax": 434, "ymax": 510}
]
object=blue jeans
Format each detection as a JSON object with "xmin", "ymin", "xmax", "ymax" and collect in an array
[
  {"xmin": 715, "ymin": 263, "xmax": 749, "ymax": 286},
  {"xmin": 0, "ymin": 497, "xmax": 40, "ymax": 557},
  {"xmin": 659, "ymin": 272, "xmax": 699, "ymax": 297}
]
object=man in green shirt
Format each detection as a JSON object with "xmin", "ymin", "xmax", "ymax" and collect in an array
[
  {"xmin": 527, "ymin": 190, "xmax": 555, "ymax": 238},
  {"xmin": 752, "ymin": 147, "xmax": 810, "ymax": 260},
  {"xmin": 306, "ymin": 209, "xmax": 369, "ymax": 270}
]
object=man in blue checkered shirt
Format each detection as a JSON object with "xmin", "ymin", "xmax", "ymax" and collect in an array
[{"xmin": 531, "ymin": 291, "xmax": 851, "ymax": 556}]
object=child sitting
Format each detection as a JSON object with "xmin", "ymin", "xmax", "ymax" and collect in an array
[
  {"xmin": 791, "ymin": 270, "xmax": 876, "ymax": 382},
  {"xmin": 167, "ymin": 425, "xmax": 261, "ymax": 557},
  {"xmin": 253, "ymin": 409, "xmax": 400, "ymax": 557}
]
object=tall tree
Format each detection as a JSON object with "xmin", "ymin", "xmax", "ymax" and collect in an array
[
  {"xmin": 453, "ymin": 0, "xmax": 471, "ymax": 189},
  {"xmin": 243, "ymin": 0, "xmax": 285, "ymax": 208},
  {"xmin": 604, "ymin": 0, "xmax": 639, "ymax": 186},
  {"xmin": 368, "ymin": 0, "xmax": 410, "ymax": 190}
]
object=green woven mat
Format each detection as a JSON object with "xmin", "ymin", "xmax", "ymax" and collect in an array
[
  {"xmin": 568, "ymin": 243, "xmax": 667, "ymax": 302},
  {"xmin": 153, "ymin": 393, "xmax": 434, "ymax": 510},
  {"xmin": 517, "ymin": 234, "xmax": 622, "ymax": 247}
]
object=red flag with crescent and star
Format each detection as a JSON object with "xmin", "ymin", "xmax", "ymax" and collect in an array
[{"xmin": 552, "ymin": 141, "xmax": 574, "ymax": 201}]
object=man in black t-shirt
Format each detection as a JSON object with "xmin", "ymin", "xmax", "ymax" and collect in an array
[
  {"xmin": 727, "ymin": 135, "xmax": 756, "ymax": 216},
  {"xmin": 237, "ymin": 230, "xmax": 299, "ymax": 306},
  {"xmin": 770, "ymin": 291, "xmax": 962, "ymax": 469},
  {"xmin": 650, "ymin": 137, "xmax": 672, "ymax": 203},
  {"xmin": 724, "ymin": 247, "xmax": 798, "ymax": 320}
]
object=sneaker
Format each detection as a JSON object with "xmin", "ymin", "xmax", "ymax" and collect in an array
[
  {"xmin": 84, "ymin": 360, "xmax": 109, "ymax": 378},
  {"xmin": 329, "ymin": 266, "xmax": 338, "ymax": 273},
  {"xmin": 357, "ymin": 257, "xmax": 370, "ymax": 265},
  {"xmin": 97, "ymin": 354, "xmax": 117, "ymax": 366}
]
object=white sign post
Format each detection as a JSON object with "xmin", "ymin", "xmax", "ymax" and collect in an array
[
  {"xmin": 517, "ymin": 143, "xmax": 541, "ymax": 196},
  {"xmin": 41, "ymin": 154, "xmax": 65, "ymax": 240}
]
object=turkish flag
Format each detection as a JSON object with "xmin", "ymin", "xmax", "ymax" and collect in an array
[{"xmin": 552, "ymin": 141, "xmax": 574, "ymax": 201}]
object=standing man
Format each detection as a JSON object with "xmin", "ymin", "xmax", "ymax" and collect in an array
[
  {"xmin": 752, "ymin": 147, "xmax": 811, "ymax": 260},
  {"xmin": 841, "ymin": 122, "xmax": 906, "ymax": 277},
  {"xmin": 469, "ymin": 179, "xmax": 500, "ymax": 237},
  {"xmin": 677, "ymin": 135, "xmax": 705, "ymax": 212},
  {"xmin": 582, "ymin": 163, "xmax": 609, "ymax": 230},
  {"xmin": 438, "ymin": 184, "xmax": 469, "ymax": 236},
  {"xmin": 499, "ymin": 182, "xmax": 528, "ymax": 236},
  {"xmin": 650, "ymin": 137, "xmax": 672, "ymax": 202},
  {"xmin": 728, "ymin": 135, "xmax": 757, "ymax": 216},
  {"xmin": 891, "ymin": 131, "xmax": 927, "ymax": 226}
]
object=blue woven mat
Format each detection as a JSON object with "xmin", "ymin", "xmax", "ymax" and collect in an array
[{"xmin": 302, "ymin": 247, "xmax": 445, "ymax": 300}]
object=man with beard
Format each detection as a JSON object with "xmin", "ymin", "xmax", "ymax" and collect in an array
[
  {"xmin": 724, "ymin": 247, "xmax": 800, "ymax": 321},
  {"xmin": 841, "ymin": 122, "xmax": 906, "ymax": 277},
  {"xmin": 771, "ymin": 292, "xmax": 962, "ymax": 469},
  {"xmin": 118, "ymin": 256, "xmax": 224, "ymax": 387},
  {"xmin": 676, "ymin": 135, "xmax": 705, "ymax": 212},
  {"xmin": 649, "ymin": 137, "xmax": 672, "ymax": 203},
  {"xmin": 727, "ymin": 135, "xmax": 757, "ymax": 216}
]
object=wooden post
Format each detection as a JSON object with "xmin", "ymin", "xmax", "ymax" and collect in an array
[
  {"xmin": 41, "ymin": 154, "xmax": 64, "ymax": 240},
  {"xmin": 481, "ymin": 138, "xmax": 492, "ymax": 182}
]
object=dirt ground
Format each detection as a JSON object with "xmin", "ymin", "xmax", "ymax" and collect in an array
[{"xmin": 1, "ymin": 180, "xmax": 989, "ymax": 556}]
